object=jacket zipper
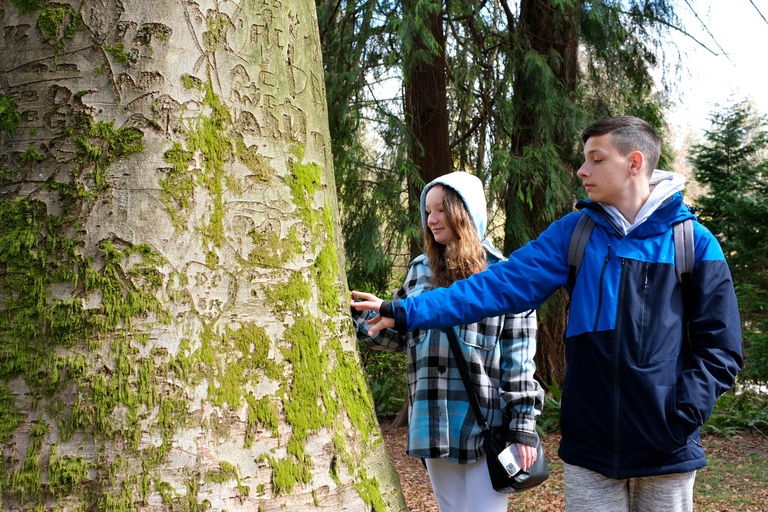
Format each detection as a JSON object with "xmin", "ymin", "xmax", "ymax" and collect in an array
[
  {"xmin": 593, "ymin": 245, "xmax": 611, "ymax": 331},
  {"xmin": 612, "ymin": 258, "xmax": 628, "ymax": 476},
  {"xmin": 637, "ymin": 262, "xmax": 650, "ymax": 362}
]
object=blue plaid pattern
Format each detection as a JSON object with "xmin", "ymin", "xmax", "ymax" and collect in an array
[{"xmin": 353, "ymin": 248, "xmax": 543, "ymax": 464}]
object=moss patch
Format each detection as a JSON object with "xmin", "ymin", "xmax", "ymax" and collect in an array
[
  {"xmin": 10, "ymin": 0, "xmax": 41, "ymax": 15},
  {"xmin": 48, "ymin": 444, "xmax": 95, "ymax": 497},
  {"xmin": 354, "ymin": 469, "xmax": 387, "ymax": 512},
  {"xmin": 0, "ymin": 385, "xmax": 24, "ymax": 444},
  {"xmin": 160, "ymin": 142, "xmax": 196, "ymax": 230},
  {"xmin": 6, "ymin": 418, "xmax": 48, "ymax": 503},
  {"xmin": 246, "ymin": 225, "xmax": 302, "ymax": 268},
  {"xmin": 17, "ymin": 148, "xmax": 45, "ymax": 168},
  {"xmin": 160, "ymin": 78, "xmax": 233, "ymax": 267},
  {"xmin": 46, "ymin": 112, "xmax": 144, "ymax": 204},
  {"xmin": 245, "ymin": 394, "xmax": 279, "ymax": 447},
  {"xmin": 285, "ymin": 147, "xmax": 323, "ymax": 232},
  {"xmin": 37, "ymin": 3, "xmax": 82, "ymax": 45},
  {"xmin": 103, "ymin": 42, "xmax": 137, "ymax": 66},
  {"xmin": 263, "ymin": 271, "xmax": 311, "ymax": 315},
  {"xmin": 329, "ymin": 339, "xmax": 377, "ymax": 445},
  {"xmin": 0, "ymin": 95, "xmax": 25, "ymax": 136}
]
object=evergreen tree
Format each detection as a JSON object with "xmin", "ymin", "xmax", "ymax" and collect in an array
[
  {"xmin": 691, "ymin": 100, "xmax": 768, "ymax": 382},
  {"xmin": 319, "ymin": 0, "xmax": 682, "ymax": 388}
]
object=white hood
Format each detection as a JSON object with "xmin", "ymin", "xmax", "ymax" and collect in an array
[
  {"xmin": 600, "ymin": 170, "xmax": 686, "ymax": 235},
  {"xmin": 420, "ymin": 172, "xmax": 486, "ymax": 240}
]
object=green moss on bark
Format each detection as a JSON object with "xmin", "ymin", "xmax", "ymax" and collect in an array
[
  {"xmin": 246, "ymin": 225, "xmax": 302, "ymax": 268},
  {"xmin": 10, "ymin": 0, "xmax": 40, "ymax": 15},
  {"xmin": 6, "ymin": 418, "xmax": 48, "ymax": 502},
  {"xmin": 47, "ymin": 445, "xmax": 94, "ymax": 497},
  {"xmin": 37, "ymin": 3, "xmax": 83, "ymax": 46},
  {"xmin": 0, "ymin": 95, "xmax": 25, "ymax": 136},
  {"xmin": 245, "ymin": 394, "xmax": 279, "ymax": 447}
]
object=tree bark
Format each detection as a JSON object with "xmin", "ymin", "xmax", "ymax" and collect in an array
[{"xmin": 0, "ymin": 0, "xmax": 405, "ymax": 509}]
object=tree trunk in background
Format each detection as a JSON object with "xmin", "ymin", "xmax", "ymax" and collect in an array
[
  {"xmin": 397, "ymin": 0, "xmax": 451, "ymax": 426},
  {"xmin": 404, "ymin": 2, "xmax": 451, "ymax": 188},
  {"xmin": 506, "ymin": 0, "xmax": 581, "ymax": 389},
  {"xmin": 0, "ymin": 0, "xmax": 404, "ymax": 509},
  {"xmin": 403, "ymin": 0, "xmax": 451, "ymax": 261}
]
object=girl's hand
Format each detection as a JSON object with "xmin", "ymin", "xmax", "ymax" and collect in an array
[
  {"xmin": 505, "ymin": 442, "xmax": 538, "ymax": 472},
  {"xmin": 350, "ymin": 290, "xmax": 383, "ymax": 311},
  {"xmin": 350, "ymin": 291, "xmax": 395, "ymax": 335},
  {"xmin": 515, "ymin": 443, "xmax": 538, "ymax": 472}
]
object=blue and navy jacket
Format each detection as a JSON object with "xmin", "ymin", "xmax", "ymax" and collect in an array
[{"xmin": 395, "ymin": 193, "xmax": 743, "ymax": 478}]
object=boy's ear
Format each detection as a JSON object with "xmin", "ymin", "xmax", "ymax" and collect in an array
[{"xmin": 628, "ymin": 151, "xmax": 645, "ymax": 176}]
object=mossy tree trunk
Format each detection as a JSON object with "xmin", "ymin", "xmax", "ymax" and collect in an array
[{"xmin": 0, "ymin": 0, "xmax": 405, "ymax": 510}]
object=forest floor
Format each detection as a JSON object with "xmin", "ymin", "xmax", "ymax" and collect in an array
[{"xmin": 379, "ymin": 418, "xmax": 768, "ymax": 512}]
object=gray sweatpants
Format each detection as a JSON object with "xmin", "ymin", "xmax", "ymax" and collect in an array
[{"xmin": 564, "ymin": 462, "xmax": 696, "ymax": 512}]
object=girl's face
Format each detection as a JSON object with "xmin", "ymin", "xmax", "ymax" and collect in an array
[{"xmin": 425, "ymin": 185, "xmax": 457, "ymax": 245}]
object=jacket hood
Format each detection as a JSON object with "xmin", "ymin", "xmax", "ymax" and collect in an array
[{"xmin": 420, "ymin": 172, "xmax": 486, "ymax": 240}]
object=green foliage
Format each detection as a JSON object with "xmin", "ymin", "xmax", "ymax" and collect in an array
[
  {"xmin": 317, "ymin": 0, "xmax": 419, "ymax": 295},
  {"xmin": 690, "ymin": 100, "xmax": 768, "ymax": 382},
  {"xmin": 358, "ymin": 346, "xmax": 407, "ymax": 417},
  {"xmin": 319, "ymin": 0, "xmax": 679, "ymax": 301},
  {"xmin": 702, "ymin": 386, "xmax": 768, "ymax": 437},
  {"xmin": 537, "ymin": 378, "xmax": 562, "ymax": 433}
]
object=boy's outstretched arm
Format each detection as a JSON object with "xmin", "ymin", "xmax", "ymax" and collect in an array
[{"xmin": 353, "ymin": 215, "xmax": 576, "ymax": 335}]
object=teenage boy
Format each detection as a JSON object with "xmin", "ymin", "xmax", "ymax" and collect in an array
[{"xmin": 352, "ymin": 116, "xmax": 742, "ymax": 512}]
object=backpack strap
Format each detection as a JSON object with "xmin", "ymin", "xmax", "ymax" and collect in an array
[
  {"xmin": 567, "ymin": 214, "xmax": 596, "ymax": 292},
  {"xmin": 673, "ymin": 218, "xmax": 695, "ymax": 291},
  {"xmin": 567, "ymin": 215, "xmax": 695, "ymax": 292}
]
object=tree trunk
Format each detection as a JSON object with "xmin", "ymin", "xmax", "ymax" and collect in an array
[
  {"xmin": 402, "ymin": 0, "xmax": 451, "ymax": 263},
  {"xmin": 403, "ymin": 4, "xmax": 451, "ymax": 188},
  {"xmin": 505, "ymin": 0, "xmax": 581, "ymax": 389},
  {"xmin": 0, "ymin": 0, "xmax": 405, "ymax": 510}
]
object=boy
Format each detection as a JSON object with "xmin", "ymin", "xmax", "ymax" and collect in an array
[{"xmin": 352, "ymin": 117, "xmax": 742, "ymax": 511}]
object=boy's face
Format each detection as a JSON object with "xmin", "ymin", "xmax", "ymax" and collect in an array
[{"xmin": 577, "ymin": 134, "xmax": 633, "ymax": 205}]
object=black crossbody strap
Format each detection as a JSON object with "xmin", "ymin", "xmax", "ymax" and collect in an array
[{"xmin": 445, "ymin": 326, "xmax": 490, "ymax": 434}]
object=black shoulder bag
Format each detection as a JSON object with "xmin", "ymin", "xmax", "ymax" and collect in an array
[{"xmin": 445, "ymin": 326, "xmax": 549, "ymax": 493}]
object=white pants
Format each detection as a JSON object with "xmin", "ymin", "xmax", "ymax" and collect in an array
[
  {"xmin": 564, "ymin": 462, "xmax": 696, "ymax": 512},
  {"xmin": 424, "ymin": 455, "xmax": 509, "ymax": 512}
]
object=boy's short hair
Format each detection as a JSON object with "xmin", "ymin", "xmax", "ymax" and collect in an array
[{"xmin": 582, "ymin": 116, "xmax": 661, "ymax": 174}]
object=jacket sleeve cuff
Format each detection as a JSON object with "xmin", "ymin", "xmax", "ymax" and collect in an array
[
  {"xmin": 379, "ymin": 300, "xmax": 407, "ymax": 333},
  {"xmin": 391, "ymin": 300, "xmax": 408, "ymax": 334},
  {"xmin": 505, "ymin": 430, "xmax": 538, "ymax": 447}
]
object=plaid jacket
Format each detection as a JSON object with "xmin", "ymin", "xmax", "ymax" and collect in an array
[{"xmin": 353, "ymin": 245, "xmax": 543, "ymax": 464}]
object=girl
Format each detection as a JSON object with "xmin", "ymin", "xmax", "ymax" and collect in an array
[{"xmin": 351, "ymin": 172, "xmax": 543, "ymax": 512}]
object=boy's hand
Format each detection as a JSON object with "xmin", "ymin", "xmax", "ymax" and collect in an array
[{"xmin": 350, "ymin": 291, "xmax": 395, "ymax": 336}]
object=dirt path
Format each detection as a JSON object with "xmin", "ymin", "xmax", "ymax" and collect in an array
[{"xmin": 379, "ymin": 419, "xmax": 768, "ymax": 512}]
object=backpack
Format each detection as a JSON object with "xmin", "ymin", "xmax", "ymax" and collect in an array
[{"xmin": 566, "ymin": 214, "xmax": 695, "ymax": 294}]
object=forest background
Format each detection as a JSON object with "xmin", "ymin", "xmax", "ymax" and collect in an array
[{"xmin": 316, "ymin": 0, "xmax": 768, "ymax": 429}]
